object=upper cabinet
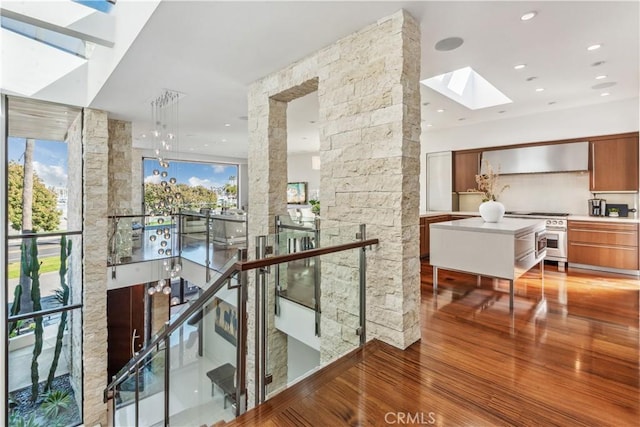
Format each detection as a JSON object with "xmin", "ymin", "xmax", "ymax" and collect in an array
[
  {"xmin": 589, "ymin": 134, "xmax": 639, "ymax": 192},
  {"xmin": 453, "ymin": 151, "xmax": 481, "ymax": 192}
]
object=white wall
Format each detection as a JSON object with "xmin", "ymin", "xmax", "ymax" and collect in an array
[
  {"xmin": 420, "ymin": 98, "xmax": 640, "ymax": 214},
  {"xmin": 287, "ymin": 335, "xmax": 320, "ymax": 384},
  {"xmin": 202, "ymin": 286, "xmax": 237, "ymax": 367}
]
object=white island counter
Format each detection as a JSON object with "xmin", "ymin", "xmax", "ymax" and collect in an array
[{"xmin": 430, "ymin": 217, "xmax": 546, "ymax": 310}]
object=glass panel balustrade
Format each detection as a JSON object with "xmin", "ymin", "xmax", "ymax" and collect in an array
[
  {"xmin": 258, "ymin": 239, "xmax": 365, "ymax": 401},
  {"xmin": 109, "ymin": 271, "xmax": 242, "ymax": 427},
  {"xmin": 105, "ymin": 223, "xmax": 375, "ymax": 426}
]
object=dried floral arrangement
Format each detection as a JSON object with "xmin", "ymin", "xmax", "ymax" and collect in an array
[{"xmin": 475, "ymin": 160, "xmax": 509, "ymax": 202}]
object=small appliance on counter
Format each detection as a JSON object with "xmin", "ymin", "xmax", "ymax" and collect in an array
[{"xmin": 588, "ymin": 198, "xmax": 606, "ymax": 216}]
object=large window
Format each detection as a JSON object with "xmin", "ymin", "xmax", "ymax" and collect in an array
[
  {"xmin": 4, "ymin": 97, "xmax": 83, "ymax": 427},
  {"xmin": 143, "ymin": 158, "xmax": 239, "ymax": 213}
]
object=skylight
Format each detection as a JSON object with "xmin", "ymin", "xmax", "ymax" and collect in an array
[
  {"xmin": 1, "ymin": 28, "xmax": 87, "ymax": 96},
  {"xmin": 421, "ymin": 67, "xmax": 512, "ymax": 110},
  {"xmin": 1, "ymin": 16, "xmax": 87, "ymax": 58},
  {"xmin": 73, "ymin": 0, "xmax": 115, "ymax": 14}
]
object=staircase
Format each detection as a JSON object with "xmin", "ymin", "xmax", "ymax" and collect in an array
[{"xmin": 103, "ymin": 220, "xmax": 378, "ymax": 427}]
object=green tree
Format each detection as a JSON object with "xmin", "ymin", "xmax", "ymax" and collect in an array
[
  {"xmin": 144, "ymin": 182, "xmax": 218, "ymax": 212},
  {"xmin": 223, "ymin": 184, "xmax": 237, "ymax": 196},
  {"xmin": 8, "ymin": 161, "xmax": 61, "ymax": 232}
]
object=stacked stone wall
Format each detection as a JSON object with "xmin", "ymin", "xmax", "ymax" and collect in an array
[
  {"xmin": 82, "ymin": 109, "xmax": 109, "ymax": 426},
  {"xmin": 247, "ymin": 8, "xmax": 421, "ymax": 406},
  {"xmin": 107, "ymin": 120, "xmax": 133, "ymax": 215}
]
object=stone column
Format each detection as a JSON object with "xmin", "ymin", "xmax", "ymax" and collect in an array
[
  {"xmin": 245, "ymin": 8, "xmax": 421, "ymax": 406},
  {"xmin": 318, "ymin": 10, "xmax": 421, "ymax": 351},
  {"xmin": 108, "ymin": 119, "xmax": 133, "ymax": 214},
  {"xmin": 246, "ymin": 94, "xmax": 289, "ymax": 405},
  {"xmin": 82, "ymin": 109, "xmax": 109, "ymax": 426},
  {"xmin": 107, "ymin": 120, "xmax": 134, "ymax": 262}
]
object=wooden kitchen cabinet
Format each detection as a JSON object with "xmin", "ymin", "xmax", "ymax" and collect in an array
[
  {"xmin": 420, "ymin": 215, "xmax": 450, "ymax": 258},
  {"xmin": 589, "ymin": 135, "xmax": 639, "ymax": 191},
  {"xmin": 453, "ymin": 151, "xmax": 481, "ymax": 193},
  {"xmin": 568, "ymin": 220, "xmax": 639, "ymax": 271}
]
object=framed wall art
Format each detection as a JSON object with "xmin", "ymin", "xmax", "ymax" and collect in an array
[
  {"xmin": 213, "ymin": 297, "xmax": 237, "ymax": 346},
  {"xmin": 287, "ymin": 182, "xmax": 307, "ymax": 204}
]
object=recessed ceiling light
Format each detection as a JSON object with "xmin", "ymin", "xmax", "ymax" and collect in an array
[
  {"xmin": 426, "ymin": 123, "xmax": 433, "ymax": 127},
  {"xmin": 422, "ymin": 102, "xmax": 430, "ymax": 106},
  {"xmin": 224, "ymin": 123, "xmax": 231, "ymax": 127},
  {"xmin": 601, "ymin": 92, "xmax": 610, "ymax": 97},
  {"xmin": 535, "ymin": 88, "xmax": 545, "ymax": 92},
  {"xmin": 526, "ymin": 76, "xmax": 538, "ymax": 82},
  {"xmin": 520, "ymin": 11, "xmax": 537, "ymax": 21},
  {"xmin": 514, "ymin": 64, "xmax": 526, "ymax": 70},
  {"xmin": 548, "ymin": 101, "xmax": 557, "ymax": 105},
  {"xmin": 434, "ymin": 37, "xmax": 464, "ymax": 52},
  {"xmin": 498, "ymin": 110, "xmax": 506, "ymax": 114},
  {"xmin": 591, "ymin": 61, "xmax": 606, "ymax": 67},
  {"xmin": 437, "ymin": 109, "xmax": 445, "ymax": 113},
  {"xmin": 238, "ymin": 115, "xmax": 248, "ymax": 121},
  {"xmin": 587, "ymin": 44, "xmax": 602, "ymax": 51},
  {"xmin": 595, "ymin": 75, "xmax": 607, "ymax": 80},
  {"xmin": 458, "ymin": 118, "xmax": 466, "ymax": 121}
]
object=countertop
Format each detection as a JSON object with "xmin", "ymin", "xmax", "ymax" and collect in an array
[
  {"xmin": 421, "ymin": 211, "xmax": 640, "ymax": 224},
  {"xmin": 430, "ymin": 217, "xmax": 545, "ymax": 235}
]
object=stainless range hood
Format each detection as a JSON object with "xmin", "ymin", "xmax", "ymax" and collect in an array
[{"xmin": 481, "ymin": 141, "xmax": 589, "ymax": 175}]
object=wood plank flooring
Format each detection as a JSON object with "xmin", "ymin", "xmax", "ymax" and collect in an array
[{"xmin": 229, "ymin": 261, "xmax": 639, "ymax": 426}]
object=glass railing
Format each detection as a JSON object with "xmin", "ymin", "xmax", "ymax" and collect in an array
[
  {"xmin": 253, "ymin": 224, "xmax": 371, "ymax": 403},
  {"xmin": 104, "ymin": 223, "xmax": 378, "ymax": 427},
  {"xmin": 178, "ymin": 209, "xmax": 247, "ymax": 278},
  {"xmin": 107, "ymin": 214, "xmax": 176, "ymax": 266},
  {"xmin": 112, "ymin": 278, "xmax": 241, "ymax": 427},
  {"xmin": 108, "ymin": 212, "xmax": 247, "ymax": 265}
]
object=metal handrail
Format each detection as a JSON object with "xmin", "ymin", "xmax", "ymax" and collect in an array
[
  {"xmin": 8, "ymin": 303, "xmax": 83, "ymax": 322},
  {"xmin": 103, "ymin": 236, "xmax": 378, "ymax": 394},
  {"xmin": 105, "ymin": 260, "xmax": 240, "ymax": 392},
  {"xmin": 7, "ymin": 230, "xmax": 82, "ymax": 240},
  {"xmin": 237, "ymin": 238, "xmax": 379, "ymax": 271}
]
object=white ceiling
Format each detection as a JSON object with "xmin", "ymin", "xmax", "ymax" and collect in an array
[{"xmin": 88, "ymin": 1, "xmax": 639, "ymax": 158}]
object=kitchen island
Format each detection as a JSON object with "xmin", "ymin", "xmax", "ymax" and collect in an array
[{"xmin": 430, "ymin": 217, "xmax": 546, "ymax": 310}]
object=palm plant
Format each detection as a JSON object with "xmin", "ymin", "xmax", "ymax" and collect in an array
[
  {"xmin": 40, "ymin": 389, "xmax": 71, "ymax": 418},
  {"xmin": 8, "ymin": 413, "xmax": 40, "ymax": 427}
]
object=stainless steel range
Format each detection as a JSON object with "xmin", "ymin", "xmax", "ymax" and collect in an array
[{"xmin": 505, "ymin": 212, "xmax": 568, "ymax": 271}]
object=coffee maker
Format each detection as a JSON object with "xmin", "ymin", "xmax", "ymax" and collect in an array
[{"xmin": 588, "ymin": 198, "xmax": 607, "ymax": 216}]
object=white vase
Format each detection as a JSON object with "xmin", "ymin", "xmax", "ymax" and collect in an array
[{"xmin": 479, "ymin": 200, "xmax": 505, "ymax": 222}]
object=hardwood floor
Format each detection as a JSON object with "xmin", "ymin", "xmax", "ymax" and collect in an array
[{"xmin": 229, "ymin": 261, "xmax": 639, "ymax": 426}]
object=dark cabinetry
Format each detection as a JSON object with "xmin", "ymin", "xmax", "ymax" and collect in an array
[
  {"xmin": 453, "ymin": 151, "xmax": 481, "ymax": 192},
  {"xmin": 568, "ymin": 220, "xmax": 639, "ymax": 271},
  {"xmin": 589, "ymin": 135, "xmax": 639, "ymax": 191}
]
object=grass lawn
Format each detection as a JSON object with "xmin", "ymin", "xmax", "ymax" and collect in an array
[{"xmin": 7, "ymin": 257, "xmax": 61, "ymax": 280}]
